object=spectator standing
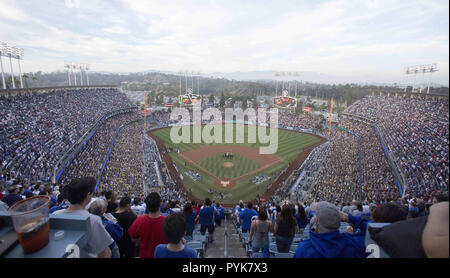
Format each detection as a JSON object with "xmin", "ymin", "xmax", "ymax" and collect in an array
[
  {"xmin": 295, "ymin": 204, "xmax": 308, "ymax": 234},
  {"xmin": 215, "ymin": 203, "xmax": 225, "ymax": 227},
  {"xmin": 89, "ymin": 199, "xmax": 124, "ymax": 258},
  {"xmin": 128, "ymin": 192, "xmax": 167, "ymax": 258},
  {"xmin": 154, "ymin": 213, "xmax": 197, "ymax": 258},
  {"xmin": 106, "ymin": 191, "xmax": 119, "ymax": 213},
  {"xmin": 131, "ymin": 197, "xmax": 146, "ymax": 216},
  {"xmin": 113, "ymin": 196, "xmax": 138, "ymax": 258},
  {"xmin": 249, "ymin": 207, "xmax": 273, "ymax": 258},
  {"xmin": 53, "ymin": 177, "xmax": 113, "ymax": 258},
  {"xmin": 294, "ymin": 201, "xmax": 369, "ymax": 258},
  {"xmin": 3, "ymin": 185, "xmax": 23, "ymax": 207},
  {"xmin": 199, "ymin": 198, "xmax": 216, "ymax": 244},
  {"xmin": 183, "ymin": 203, "xmax": 196, "ymax": 238},
  {"xmin": 239, "ymin": 202, "xmax": 257, "ymax": 233},
  {"xmin": 273, "ymin": 204, "xmax": 298, "ymax": 252}
]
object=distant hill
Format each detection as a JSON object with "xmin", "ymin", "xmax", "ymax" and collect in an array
[{"xmin": 11, "ymin": 71, "xmax": 448, "ymax": 104}]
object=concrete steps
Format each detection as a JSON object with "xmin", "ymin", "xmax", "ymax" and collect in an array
[{"xmin": 204, "ymin": 217, "xmax": 247, "ymax": 258}]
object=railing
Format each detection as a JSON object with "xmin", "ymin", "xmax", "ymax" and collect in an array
[{"xmin": 224, "ymin": 212, "xmax": 228, "ymax": 258}]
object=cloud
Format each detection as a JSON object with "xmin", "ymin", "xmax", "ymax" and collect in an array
[{"xmin": 0, "ymin": 0, "xmax": 448, "ymax": 85}]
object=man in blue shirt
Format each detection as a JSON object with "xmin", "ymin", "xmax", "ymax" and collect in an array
[
  {"xmin": 214, "ymin": 203, "xmax": 225, "ymax": 227},
  {"xmin": 4, "ymin": 185, "xmax": 23, "ymax": 207},
  {"xmin": 154, "ymin": 213, "xmax": 197, "ymax": 258},
  {"xmin": 199, "ymin": 198, "xmax": 216, "ymax": 243},
  {"xmin": 294, "ymin": 201, "xmax": 369, "ymax": 258},
  {"xmin": 239, "ymin": 202, "xmax": 257, "ymax": 233}
]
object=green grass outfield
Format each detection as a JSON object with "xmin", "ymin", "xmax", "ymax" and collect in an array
[{"xmin": 152, "ymin": 124, "xmax": 321, "ymax": 204}]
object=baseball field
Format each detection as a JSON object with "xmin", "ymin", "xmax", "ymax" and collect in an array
[{"xmin": 150, "ymin": 124, "xmax": 323, "ymax": 204}]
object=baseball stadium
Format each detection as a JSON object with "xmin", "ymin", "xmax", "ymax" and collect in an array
[{"xmin": 0, "ymin": 0, "xmax": 448, "ymax": 263}]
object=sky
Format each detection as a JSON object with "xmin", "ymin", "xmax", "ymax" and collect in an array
[{"xmin": 0, "ymin": 0, "xmax": 448, "ymax": 85}]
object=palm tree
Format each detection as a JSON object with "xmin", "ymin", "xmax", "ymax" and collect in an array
[{"xmin": 22, "ymin": 74, "xmax": 29, "ymax": 88}]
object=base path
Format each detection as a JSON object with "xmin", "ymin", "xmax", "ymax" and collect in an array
[{"xmin": 182, "ymin": 145, "xmax": 281, "ymax": 168}]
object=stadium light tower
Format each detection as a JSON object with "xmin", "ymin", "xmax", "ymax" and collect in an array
[
  {"xmin": 178, "ymin": 70, "xmax": 183, "ymax": 96},
  {"xmin": 404, "ymin": 64, "xmax": 438, "ymax": 94},
  {"xmin": 71, "ymin": 62, "xmax": 77, "ymax": 86},
  {"xmin": 15, "ymin": 47, "xmax": 24, "ymax": 89},
  {"xmin": 197, "ymin": 71, "xmax": 201, "ymax": 94},
  {"xmin": 426, "ymin": 64, "xmax": 438, "ymax": 94},
  {"xmin": 0, "ymin": 42, "xmax": 7, "ymax": 89},
  {"xmin": 274, "ymin": 71, "xmax": 300, "ymax": 97},
  {"xmin": 64, "ymin": 61, "xmax": 72, "ymax": 86},
  {"xmin": 85, "ymin": 64, "xmax": 90, "ymax": 86},
  {"xmin": 7, "ymin": 45, "xmax": 16, "ymax": 89},
  {"xmin": 78, "ymin": 63, "xmax": 84, "ymax": 86}
]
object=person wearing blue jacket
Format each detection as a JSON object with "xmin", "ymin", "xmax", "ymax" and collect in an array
[
  {"xmin": 89, "ymin": 199, "xmax": 124, "ymax": 258},
  {"xmin": 239, "ymin": 202, "xmax": 258, "ymax": 233},
  {"xmin": 294, "ymin": 201, "xmax": 370, "ymax": 258},
  {"xmin": 215, "ymin": 203, "xmax": 225, "ymax": 227},
  {"xmin": 199, "ymin": 198, "xmax": 216, "ymax": 243}
]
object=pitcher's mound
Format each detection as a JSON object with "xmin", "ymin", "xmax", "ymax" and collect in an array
[{"xmin": 223, "ymin": 162, "xmax": 234, "ymax": 168}]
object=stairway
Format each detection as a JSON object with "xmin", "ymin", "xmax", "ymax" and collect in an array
[{"xmin": 204, "ymin": 213, "xmax": 247, "ymax": 258}]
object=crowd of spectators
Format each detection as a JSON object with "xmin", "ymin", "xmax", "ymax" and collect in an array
[
  {"xmin": 339, "ymin": 119, "xmax": 400, "ymax": 201},
  {"xmin": 0, "ymin": 88, "xmax": 134, "ymax": 183},
  {"xmin": 99, "ymin": 121, "xmax": 144, "ymax": 197},
  {"xmin": 309, "ymin": 128, "xmax": 361, "ymax": 202},
  {"xmin": 345, "ymin": 96, "xmax": 449, "ymax": 197},
  {"xmin": 1, "ymin": 89, "xmax": 448, "ymax": 259},
  {"xmin": 276, "ymin": 111, "xmax": 320, "ymax": 130},
  {"xmin": 59, "ymin": 112, "xmax": 141, "ymax": 186}
]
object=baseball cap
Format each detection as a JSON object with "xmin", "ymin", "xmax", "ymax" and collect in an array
[{"xmin": 312, "ymin": 201, "xmax": 341, "ymax": 233}]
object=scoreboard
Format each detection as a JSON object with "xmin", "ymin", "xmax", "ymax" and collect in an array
[{"xmin": 273, "ymin": 96, "xmax": 297, "ymax": 109}]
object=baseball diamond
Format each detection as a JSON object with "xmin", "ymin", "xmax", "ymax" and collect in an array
[{"xmin": 150, "ymin": 124, "xmax": 325, "ymax": 204}]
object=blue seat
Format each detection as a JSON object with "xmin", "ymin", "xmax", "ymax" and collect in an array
[
  {"xmin": 186, "ymin": 241, "xmax": 205, "ymax": 258},
  {"xmin": 290, "ymin": 244, "xmax": 298, "ymax": 253},
  {"xmin": 269, "ymin": 244, "xmax": 278, "ymax": 253},
  {"xmin": 274, "ymin": 252, "xmax": 294, "ymax": 258},
  {"xmin": 251, "ymin": 252, "xmax": 264, "ymax": 258}
]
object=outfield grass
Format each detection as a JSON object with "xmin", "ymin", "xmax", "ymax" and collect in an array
[{"xmin": 152, "ymin": 124, "xmax": 321, "ymax": 204}]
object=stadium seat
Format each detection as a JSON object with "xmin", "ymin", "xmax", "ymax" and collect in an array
[
  {"xmin": 274, "ymin": 252, "xmax": 294, "ymax": 258},
  {"xmin": 251, "ymin": 252, "xmax": 264, "ymax": 258},
  {"xmin": 290, "ymin": 244, "xmax": 298, "ymax": 253},
  {"xmin": 185, "ymin": 241, "xmax": 205, "ymax": 258}
]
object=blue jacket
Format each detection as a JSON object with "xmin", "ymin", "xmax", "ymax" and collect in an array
[
  {"xmin": 215, "ymin": 207, "xmax": 225, "ymax": 220},
  {"xmin": 101, "ymin": 216, "xmax": 124, "ymax": 248},
  {"xmin": 185, "ymin": 211, "xmax": 197, "ymax": 234},
  {"xmin": 239, "ymin": 208, "xmax": 257, "ymax": 231},
  {"xmin": 294, "ymin": 215, "xmax": 369, "ymax": 258},
  {"xmin": 295, "ymin": 213, "xmax": 308, "ymax": 229},
  {"xmin": 199, "ymin": 206, "xmax": 215, "ymax": 226}
]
